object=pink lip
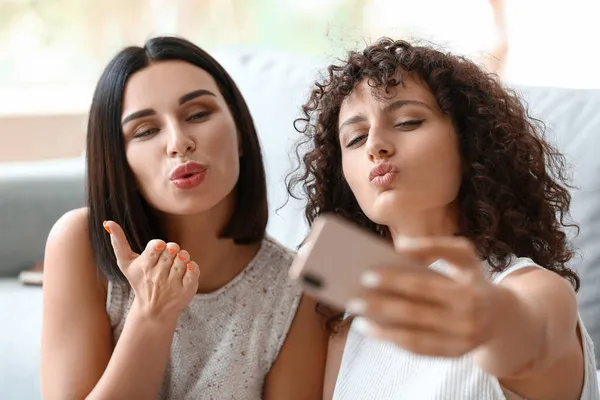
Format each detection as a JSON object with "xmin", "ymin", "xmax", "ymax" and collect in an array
[
  {"xmin": 369, "ymin": 162, "xmax": 398, "ymax": 186},
  {"xmin": 170, "ymin": 162, "xmax": 207, "ymax": 190}
]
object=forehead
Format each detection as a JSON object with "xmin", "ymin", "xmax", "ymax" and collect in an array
[
  {"xmin": 340, "ymin": 76, "xmax": 436, "ymax": 114},
  {"xmin": 122, "ymin": 60, "xmax": 221, "ymax": 112}
]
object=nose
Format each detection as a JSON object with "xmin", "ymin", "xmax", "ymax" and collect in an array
[
  {"xmin": 165, "ymin": 120, "xmax": 195, "ymax": 157},
  {"xmin": 365, "ymin": 126, "xmax": 395, "ymax": 161}
]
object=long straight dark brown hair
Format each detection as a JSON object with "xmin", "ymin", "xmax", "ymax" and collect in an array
[{"xmin": 86, "ymin": 36, "xmax": 268, "ymax": 282}]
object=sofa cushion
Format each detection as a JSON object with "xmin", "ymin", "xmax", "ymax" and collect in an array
[
  {"xmin": 0, "ymin": 279, "xmax": 43, "ymax": 399},
  {"xmin": 0, "ymin": 157, "xmax": 85, "ymax": 277}
]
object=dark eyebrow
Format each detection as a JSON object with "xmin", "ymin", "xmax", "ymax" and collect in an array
[
  {"xmin": 384, "ymin": 99, "xmax": 434, "ymax": 113},
  {"xmin": 179, "ymin": 89, "xmax": 216, "ymax": 105},
  {"xmin": 121, "ymin": 109, "xmax": 155, "ymax": 126},
  {"xmin": 121, "ymin": 89, "xmax": 217, "ymax": 126},
  {"xmin": 339, "ymin": 99, "xmax": 434, "ymax": 132},
  {"xmin": 339, "ymin": 115, "xmax": 367, "ymax": 131}
]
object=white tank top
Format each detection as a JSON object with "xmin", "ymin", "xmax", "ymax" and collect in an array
[
  {"xmin": 106, "ymin": 236, "xmax": 302, "ymax": 400},
  {"xmin": 334, "ymin": 257, "xmax": 599, "ymax": 400}
]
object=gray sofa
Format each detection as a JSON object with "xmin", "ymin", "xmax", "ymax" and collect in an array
[{"xmin": 1, "ymin": 49, "xmax": 599, "ymax": 399}]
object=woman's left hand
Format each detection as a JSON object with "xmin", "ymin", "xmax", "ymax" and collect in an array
[{"xmin": 348, "ymin": 236, "xmax": 501, "ymax": 358}]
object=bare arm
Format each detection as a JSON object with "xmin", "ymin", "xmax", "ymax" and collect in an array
[
  {"xmin": 474, "ymin": 267, "xmax": 584, "ymax": 399},
  {"xmin": 264, "ymin": 295, "xmax": 329, "ymax": 400},
  {"xmin": 356, "ymin": 237, "xmax": 585, "ymax": 400},
  {"xmin": 41, "ymin": 210, "xmax": 197, "ymax": 399},
  {"xmin": 42, "ymin": 208, "xmax": 116, "ymax": 399},
  {"xmin": 87, "ymin": 304, "xmax": 178, "ymax": 399},
  {"xmin": 322, "ymin": 324, "xmax": 349, "ymax": 400}
]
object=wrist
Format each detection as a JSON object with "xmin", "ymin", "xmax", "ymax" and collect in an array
[{"xmin": 128, "ymin": 300, "xmax": 180, "ymax": 330}]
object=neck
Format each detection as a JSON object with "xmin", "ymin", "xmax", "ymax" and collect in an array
[
  {"xmin": 157, "ymin": 194, "xmax": 261, "ymax": 293},
  {"xmin": 388, "ymin": 202, "xmax": 460, "ymax": 240}
]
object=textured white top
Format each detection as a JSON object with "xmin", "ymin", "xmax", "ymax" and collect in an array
[
  {"xmin": 334, "ymin": 257, "xmax": 600, "ymax": 400},
  {"xmin": 106, "ymin": 236, "xmax": 302, "ymax": 400}
]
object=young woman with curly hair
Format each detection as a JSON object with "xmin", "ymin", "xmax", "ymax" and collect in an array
[{"xmin": 287, "ymin": 38, "xmax": 599, "ymax": 399}]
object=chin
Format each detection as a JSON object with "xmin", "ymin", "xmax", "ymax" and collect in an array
[
  {"xmin": 152, "ymin": 201, "xmax": 216, "ymax": 217},
  {"xmin": 148, "ymin": 189, "xmax": 232, "ymax": 217},
  {"xmin": 363, "ymin": 190, "xmax": 420, "ymax": 225}
]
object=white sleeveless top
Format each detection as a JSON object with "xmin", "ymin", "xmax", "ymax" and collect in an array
[
  {"xmin": 106, "ymin": 236, "xmax": 302, "ymax": 400},
  {"xmin": 334, "ymin": 257, "xmax": 600, "ymax": 400}
]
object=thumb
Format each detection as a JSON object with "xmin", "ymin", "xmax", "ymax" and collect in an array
[{"xmin": 103, "ymin": 220, "xmax": 137, "ymax": 269}]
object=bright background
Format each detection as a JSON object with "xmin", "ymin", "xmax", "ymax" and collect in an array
[{"xmin": 0, "ymin": 0, "xmax": 598, "ymax": 159}]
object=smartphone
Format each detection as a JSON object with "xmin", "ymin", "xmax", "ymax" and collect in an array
[{"xmin": 289, "ymin": 213, "xmax": 416, "ymax": 310}]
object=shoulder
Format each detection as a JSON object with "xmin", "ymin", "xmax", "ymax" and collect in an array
[
  {"xmin": 47, "ymin": 207, "xmax": 90, "ymax": 245},
  {"xmin": 237, "ymin": 236, "xmax": 300, "ymax": 308},
  {"xmin": 490, "ymin": 256, "xmax": 576, "ymax": 305},
  {"xmin": 493, "ymin": 257, "xmax": 579, "ymax": 355},
  {"xmin": 488, "ymin": 256, "xmax": 579, "ymax": 353},
  {"xmin": 261, "ymin": 235, "xmax": 296, "ymax": 263},
  {"xmin": 45, "ymin": 207, "xmax": 107, "ymax": 291},
  {"xmin": 251, "ymin": 236, "xmax": 298, "ymax": 282}
]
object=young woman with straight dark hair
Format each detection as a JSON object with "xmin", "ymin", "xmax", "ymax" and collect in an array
[{"xmin": 41, "ymin": 36, "xmax": 327, "ymax": 399}]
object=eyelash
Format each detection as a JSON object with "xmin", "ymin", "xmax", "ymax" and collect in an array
[
  {"xmin": 345, "ymin": 119, "xmax": 425, "ymax": 148},
  {"xmin": 132, "ymin": 111, "xmax": 212, "ymax": 138},
  {"xmin": 187, "ymin": 110, "xmax": 212, "ymax": 121}
]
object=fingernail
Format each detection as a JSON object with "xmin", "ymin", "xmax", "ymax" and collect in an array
[
  {"xmin": 353, "ymin": 317, "xmax": 373, "ymax": 335},
  {"xmin": 395, "ymin": 236, "xmax": 419, "ymax": 249},
  {"xmin": 155, "ymin": 242, "xmax": 166, "ymax": 251},
  {"xmin": 186, "ymin": 262, "xmax": 194, "ymax": 271},
  {"xmin": 167, "ymin": 247, "xmax": 177, "ymax": 255},
  {"xmin": 346, "ymin": 298, "xmax": 367, "ymax": 314},
  {"xmin": 103, "ymin": 221, "xmax": 112, "ymax": 235},
  {"xmin": 360, "ymin": 271, "xmax": 381, "ymax": 288}
]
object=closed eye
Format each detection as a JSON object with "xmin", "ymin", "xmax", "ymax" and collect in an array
[
  {"xmin": 395, "ymin": 119, "xmax": 424, "ymax": 129},
  {"xmin": 346, "ymin": 134, "xmax": 367, "ymax": 148},
  {"xmin": 133, "ymin": 128, "xmax": 159, "ymax": 139},
  {"xmin": 187, "ymin": 111, "xmax": 212, "ymax": 121}
]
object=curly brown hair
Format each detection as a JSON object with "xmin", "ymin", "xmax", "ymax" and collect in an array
[{"xmin": 287, "ymin": 38, "xmax": 579, "ymax": 295}]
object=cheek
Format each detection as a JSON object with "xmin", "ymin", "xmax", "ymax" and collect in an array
[
  {"xmin": 207, "ymin": 119, "xmax": 240, "ymax": 162},
  {"xmin": 204, "ymin": 119, "xmax": 241, "ymax": 185},
  {"xmin": 125, "ymin": 145, "xmax": 155, "ymax": 191},
  {"xmin": 341, "ymin": 153, "xmax": 368, "ymax": 200},
  {"xmin": 437, "ymin": 131, "xmax": 461, "ymax": 173},
  {"xmin": 422, "ymin": 129, "xmax": 462, "ymax": 193}
]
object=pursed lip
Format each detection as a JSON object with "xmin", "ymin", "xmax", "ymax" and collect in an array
[
  {"xmin": 169, "ymin": 161, "xmax": 207, "ymax": 180},
  {"xmin": 368, "ymin": 161, "xmax": 398, "ymax": 182}
]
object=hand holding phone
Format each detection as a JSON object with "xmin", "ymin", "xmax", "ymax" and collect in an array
[
  {"xmin": 292, "ymin": 215, "xmax": 500, "ymax": 360},
  {"xmin": 289, "ymin": 213, "xmax": 417, "ymax": 311}
]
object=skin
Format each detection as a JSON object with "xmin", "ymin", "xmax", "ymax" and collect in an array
[
  {"xmin": 322, "ymin": 77, "xmax": 584, "ymax": 400},
  {"xmin": 41, "ymin": 60, "xmax": 327, "ymax": 399}
]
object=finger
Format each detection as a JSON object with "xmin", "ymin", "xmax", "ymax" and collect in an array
[
  {"xmin": 182, "ymin": 261, "xmax": 200, "ymax": 291},
  {"xmin": 394, "ymin": 236, "xmax": 483, "ymax": 281},
  {"xmin": 353, "ymin": 317, "xmax": 473, "ymax": 358},
  {"xmin": 153, "ymin": 242, "xmax": 179, "ymax": 281},
  {"xmin": 140, "ymin": 239, "xmax": 167, "ymax": 272},
  {"xmin": 360, "ymin": 267, "xmax": 456, "ymax": 306},
  {"xmin": 347, "ymin": 293, "xmax": 448, "ymax": 333},
  {"xmin": 347, "ymin": 292, "xmax": 478, "ymax": 337},
  {"xmin": 168, "ymin": 250, "xmax": 189, "ymax": 284},
  {"xmin": 103, "ymin": 221, "xmax": 137, "ymax": 269}
]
